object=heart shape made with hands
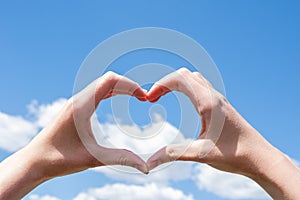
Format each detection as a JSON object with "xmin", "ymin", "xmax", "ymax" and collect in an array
[{"xmin": 74, "ymin": 68, "xmax": 224, "ymax": 174}]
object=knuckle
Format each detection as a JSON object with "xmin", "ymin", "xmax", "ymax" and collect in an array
[
  {"xmin": 198, "ymin": 102, "xmax": 212, "ymax": 117},
  {"xmin": 197, "ymin": 94, "xmax": 215, "ymax": 116},
  {"xmin": 175, "ymin": 80, "xmax": 181, "ymax": 91},
  {"xmin": 129, "ymin": 82, "xmax": 139, "ymax": 94},
  {"xmin": 103, "ymin": 71, "xmax": 118, "ymax": 82},
  {"xmin": 198, "ymin": 94, "xmax": 227, "ymax": 117},
  {"xmin": 177, "ymin": 67, "xmax": 190, "ymax": 75},
  {"xmin": 193, "ymin": 71, "xmax": 202, "ymax": 77},
  {"xmin": 118, "ymin": 154, "xmax": 128, "ymax": 166},
  {"xmin": 166, "ymin": 147, "xmax": 177, "ymax": 161},
  {"xmin": 204, "ymin": 79, "xmax": 213, "ymax": 88}
]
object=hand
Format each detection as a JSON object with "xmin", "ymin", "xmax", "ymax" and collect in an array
[
  {"xmin": 146, "ymin": 67, "xmax": 262, "ymax": 174},
  {"xmin": 0, "ymin": 72, "xmax": 148, "ymax": 199},
  {"xmin": 31, "ymin": 71, "xmax": 149, "ymax": 177},
  {"xmin": 146, "ymin": 68, "xmax": 300, "ymax": 199}
]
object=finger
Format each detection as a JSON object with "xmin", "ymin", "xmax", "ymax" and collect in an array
[
  {"xmin": 103, "ymin": 92, "xmax": 147, "ymax": 101},
  {"xmin": 147, "ymin": 140, "xmax": 214, "ymax": 171},
  {"xmin": 147, "ymin": 68, "xmax": 195, "ymax": 101},
  {"xmin": 103, "ymin": 92, "xmax": 116, "ymax": 99},
  {"xmin": 100, "ymin": 147, "xmax": 148, "ymax": 174},
  {"xmin": 146, "ymin": 142, "xmax": 196, "ymax": 171},
  {"xmin": 192, "ymin": 71, "xmax": 213, "ymax": 89},
  {"xmin": 147, "ymin": 68, "xmax": 209, "ymax": 111},
  {"xmin": 133, "ymin": 89, "xmax": 148, "ymax": 101},
  {"xmin": 147, "ymin": 95, "xmax": 161, "ymax": 103},
  {"xmin": 146, "ymin": 85, "xmax": 170, "ymax": 102},
  {"xmin": 74, "ymin": 72, "xmax": 147, "ymax": 117},
  {"xmin": 147, "ymin": 146, "xmax": 173, "ymax": 171},
  {"xmin": 95, "ymin": 72, "xmax": 147, "ymax": 106}
]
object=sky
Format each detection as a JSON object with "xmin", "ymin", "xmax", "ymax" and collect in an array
[{"xmin": 0, "ymin": 1, "xmax": 300, "ymax": 200}]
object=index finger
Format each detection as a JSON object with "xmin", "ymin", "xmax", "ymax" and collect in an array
[
  {"xmin": 73, "ymin": 71, "xmax": 147, "ymax": 117},
  {"xmin": 147, "ymin": 68, "xmax": 210, "ymax": 110},
  {"xmin": 95, "ymin": 71, "xmax": 147, "ymax": 106}
]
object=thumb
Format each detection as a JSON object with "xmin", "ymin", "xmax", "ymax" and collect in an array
[
  {"xmin": 147, "ymin": 139, "xmax": 215, "ymax": 171},
  {"xmin": 99, "ymin": 147, "xmax": 149, "ymax": 174}
]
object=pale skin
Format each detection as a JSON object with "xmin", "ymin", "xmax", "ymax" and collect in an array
[
  {"xmin": 0, "ymin": 69, "xmax": 299, "ymax": 199},
  {"xmin": 146, "ymin": 68, "xmax": 300, "ymax": 200},
  {"xmin": 0, "ymin": 72, "xmax": 149, "ymax": 200}
]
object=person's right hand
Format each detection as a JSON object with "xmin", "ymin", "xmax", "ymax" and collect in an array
[
  {"xmin": 0, "ymin": 71, "xmax": 150, "ymax": 200},
  {"xmin": 146, "ymin": 68, "xmax": 300, "ymax": 199}
]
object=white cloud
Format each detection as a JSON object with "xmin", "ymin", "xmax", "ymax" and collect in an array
[
  {"xmin": 2, "ymin": 97, "xmax": 300, "ymax": 200},
  {"xmin": 193, "ymin": 164, "xmax": 270, "ymax": 200},
  {"xmin": 94, "ymin": 161, "xmax": 194, "ymax": 186},
  {"xmin": 92, "ymin": 114, "xmax": 189, "ymax": 156},
  {"xmin": 0, "ymin": 99, "xmax": 67, "ymax": 152},
  {"xmin": 91, "ymin": 116, "xmax": 194, "ymax": 185},
  {"xmin": 89, "ymin": 114, "xmax": 298, "ymax": 200},
  {"xmin": 73, "ymin": 183, "xmax": 194, "ymax": 200},
  {"xmin": 28, "ymin": 194, "xmax": 61, "ymax": 200},
  {"xmin": 0, "ymin": 112, "xmax": 38, "ymax": 152},
  {"xmin": 28, "ymin": 98, "xmax": 68, "ymax": 127}
]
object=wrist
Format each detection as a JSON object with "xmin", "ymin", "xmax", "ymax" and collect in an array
[
  {"xmin": 0, "ymin": 145, "xmax": 48, "ymax": 199},
  {"xmin": 241, "ymin": 136, "xmax": 300, "ymax": 199}
]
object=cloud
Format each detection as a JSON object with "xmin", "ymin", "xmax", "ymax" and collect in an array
[
  {"xmin": 0, "ymin": 112, "xmax": 38, "ymax": 152},
  {"xmin": 27, "ymin": 98, "xmax": 67, "ymax": 127},
  {"xmin": 89, "ymin": 113, "xmax": 297, "ymax": 200},
  {"xmin": 28, "ymin": 194, "xmax": 61, "ymax": 200},
  {"xmin": 2, "ymin": 97, "xmax": 300, "ymax": 200},
  {"xmin": 193, "ymin": 164, "xmax": 270, "ymax": 200},
  {"xmin": 94, "ymin": 161, "xmax": 194, "ymax": 185},
  {"xmin": 73, "ymin": 183, "xmax": 194, "ymax": 200},
  {"xmin": 0, "ymin": 98, "xmax": 67, "ymax": 152},
  {"xmin": 91, "ymin": 116, "xmax": 194, "ymax": 185},
  {"xmin": 91, "ymin": 113, "xmax": 189, "ymax": 156}
]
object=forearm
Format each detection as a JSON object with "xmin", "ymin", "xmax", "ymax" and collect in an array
[
  {"xmin": 243, "ymin": 134, "xmax": 300, "ymax": 199},
  {"xmin": 253, "ymin": 152, "xmax": 300, "ymax": 199},
  {"xmin": 0, "ymin": 146, "xmax": 47, "ymax": 200}
]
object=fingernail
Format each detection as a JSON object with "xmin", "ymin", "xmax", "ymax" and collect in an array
[
  {"xmin": 137, "ymin": 97, "xmax": 147, "ymax": 101},
  {"xmin": 148, "ymin": 96, "xmax": 160, "ymax": 103},
  {"xmin": 133, "ymin": 89, "xmax": 147, "ymax": 98}
]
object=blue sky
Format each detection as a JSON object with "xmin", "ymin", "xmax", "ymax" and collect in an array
[{"xmin": 0, "ymin": 1, "xmax": 300, "ymax": 200}]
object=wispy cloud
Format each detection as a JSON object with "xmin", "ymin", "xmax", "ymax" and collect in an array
[
  {"xmin": 90, "ymin": 112, "xmax": 273, "ymax": 200},
  {"xmin": 0, "ymin": 98, "xmax": 67, "ymax": 152},
  {"xmin": 28, "ymin": 194, "xmax": 61, "ymax": 200},
  {"xmin": 0, "ymin": 112, "xmax": 38, "ymax": 152},
  {"xmin": 94, "ymin": 161, "xmax": 194, "ymax": 186},
  {"xmin": 91, "ymin": 113, "xmax": 189, "ymax": 156},
  {"xmin": 73, "ymin": 183, "xmax": 194, "ymax": 200},
  {"xmin": 27, "ymin": 98, "xmax": 67, "ymax": 127},
  {"xmin": 193, "ymin": 164, "xmax": 270, "ymax": 200},
  {"xmin": 91, "ymin": 116, "xmax": 194, "ymax": 185},
  {"xmin": 91, "ymin": 114, "xmax": 272, "ymax": 200}
]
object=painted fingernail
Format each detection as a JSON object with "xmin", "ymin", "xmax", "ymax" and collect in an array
[
  {"xmin": 137, "ymin": 97, "xmax": 147, "ymax": 101},
  {"xmin": 148, "ymin": 96, "xmax": 160, "ymax": 103}
]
